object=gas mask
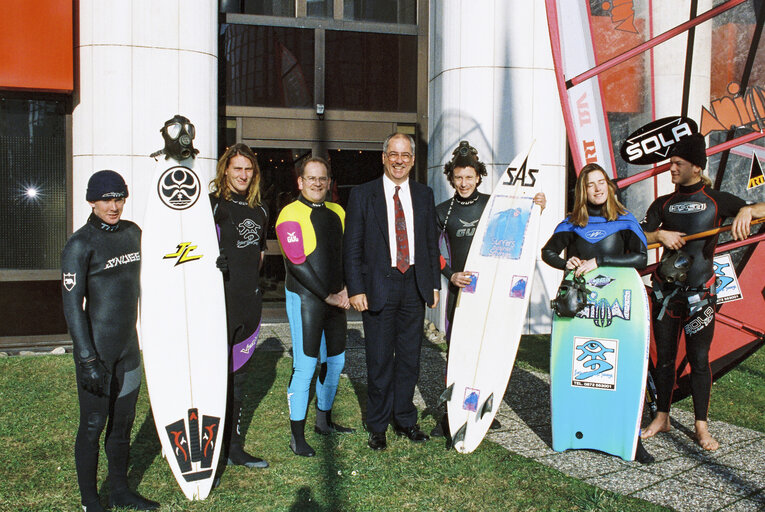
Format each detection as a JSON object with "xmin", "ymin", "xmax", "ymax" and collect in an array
[
  {"xmin": 154, "ymin": 115, "xmax": 199, "ymax": 161},
  {"xmin": 658, "ymin": 250, "xmax": 693, "ymax": 284},
  {"xmin": 551, "ymin": 274, "xmax": 589, "ymax": 318}
]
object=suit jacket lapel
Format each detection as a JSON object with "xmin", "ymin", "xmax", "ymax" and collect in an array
[{"xmin": 371, "ymin": 178, "xmax": 390, "ymax": 250}]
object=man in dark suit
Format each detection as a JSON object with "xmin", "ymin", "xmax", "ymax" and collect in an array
[{"xmin": 344, "ymin": 132, "xmax": 441, "ymax": 450}]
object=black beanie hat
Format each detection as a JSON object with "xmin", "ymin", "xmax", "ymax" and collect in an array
[
  {"xmin": 86, "ymin": 170, "xmax": 129, "ymax": 201},
  {"xmin": 669, "ymin": 133, "xmax": 707, "ymax": 170}
]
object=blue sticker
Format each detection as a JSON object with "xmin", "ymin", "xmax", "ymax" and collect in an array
[
  {"xmin": 463, "ymin": 273, "xmax": 478, "ymax": 294},
  {"xmin": 509, "ymin": 275, "xmax": 527, "ymax": 299},
  {"xmin": 462, "ymin": 388, "xmax": 479, "ymax": 412},
  {"xmin": 480, "ymin": 197, "xmax": 532, "ymax": 260}
]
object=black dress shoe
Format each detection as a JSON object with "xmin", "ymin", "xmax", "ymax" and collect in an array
[
  {"xmin": 368, "ymin": 431, "xmax": 387, "ymax": 450},
  {"xmin": 393, "ymin": 424, "xmax": 429, "ymax": 443}
]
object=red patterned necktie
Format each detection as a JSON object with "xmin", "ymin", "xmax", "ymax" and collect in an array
[{"xmin": 394, "ymin": 186, "xmax": 410, "ymax": 273}]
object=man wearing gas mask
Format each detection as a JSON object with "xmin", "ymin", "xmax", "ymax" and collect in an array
[{"xmin": 640, "ymin": 133, "xmax": 765, "ymax": 451}]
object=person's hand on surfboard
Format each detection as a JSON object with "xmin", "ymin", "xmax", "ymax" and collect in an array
[{"xmin": 450, "ymin": 271, "xmax": 473, "ymax": 288}]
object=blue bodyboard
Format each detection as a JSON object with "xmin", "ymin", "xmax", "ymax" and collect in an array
[{"xmin": 550, "ymin": 266, "xmax": 649, "ymax": 461}]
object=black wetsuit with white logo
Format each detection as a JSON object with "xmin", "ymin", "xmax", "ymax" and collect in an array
[
  {"xmin": 60, "ymin": 213, "xmax": 142, "ymax": 505},
  {"xmin": 211, "ymin": 192, "xmax": 269, "ymax": 360},
  {"xmin": 436, "ymin": 190, "xmax": 490, "ymax": 341},
  {"xmin": 211, "ymin": 192, "xmax": 269, "ymax": 463},
  {"xmin": 641, "ymin": 181, "xmax": 746, "ymax": 419}
]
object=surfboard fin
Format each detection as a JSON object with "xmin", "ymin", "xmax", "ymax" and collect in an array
[
  {"xmin": 478, "ymin": 393, "xmax": 494, "ymax": 421},
  {"xmin": 452, "ymin": 422, "xmax": 467, "ymax": 446},
  {"xmin": 439, "ymin": 383, "xmax": 454, "ymax": 404}
]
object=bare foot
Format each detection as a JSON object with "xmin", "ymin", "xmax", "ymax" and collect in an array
[
  {"xmin": 695, "ymin": 421, "xmax": 719, "ymax": 451},
  {"xmin": 641, "ymin": 412, "xmax": 671, "ymax": 439}
]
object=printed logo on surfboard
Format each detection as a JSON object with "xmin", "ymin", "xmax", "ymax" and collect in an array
[
  {"xmin": 576, "ymin": 290, "xmax": 631, "ymax": 327},
  {"xmin": 509, "ymin": 275, "xmax": 527, "ymax": 299},
  {"xmin": 165, "ymin": 408, "xmax": 220, "ymax": 482},
  {"xmin": 462, "ymin": 387, "xmax": 480, "ymax": 412},
  {"xmin": 163, "ymin": 242, "xmax": 203, "ymax": 266},
  {"xmin": 463, "ymin": 272, "xmax": 478, "ymax": 294},
  {"xmin": 714, "ymin": 253, "xmax": 743, "ymax": 304},
  {"xmin": 158, "ymin": 166, "xmax": 200, "ymax": 210},
  {"xmin": 571, "ymin": 336, "xmax": 618, "ymax": 390},
  {"xmin": 587, "ymin": 274, "xmax": 614, "ymax": 289},
  {"xmin": 480, "ymin": 196, "xmax": 532, "ymax": 260}
]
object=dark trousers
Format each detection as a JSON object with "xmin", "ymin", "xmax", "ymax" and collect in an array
[{"xmin": 362, "ymin": 267, "xmax": 425, "ymax": 433}]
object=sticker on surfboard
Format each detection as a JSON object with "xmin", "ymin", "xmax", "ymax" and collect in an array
[
  {"xmin": 509, "ymin": 275, "xmax": 527, "ymax": 299},
  {"xmin": 714, "ymin": 254, "xmax": 742, "ymax": 304},
  {"xmin": 463, "ymin": 272, "xmax": 478, "ymax": 294},
  {"xmin": 479, "ymin": 196, "xmax": 532, "ymax": 259},
  {"xmin": 165, "ymin": 409, "xmax": 221, "ymax": 481},
  {"xmin": 572, "ymin": 336, "xmax": 619, "ymax": 390},
  {"xmin": 157, "ymin": 166, "xmax": 201, "ymax": 210},
  {"xmin": 462, "ymin": 387, "xmax": 480, "ymax": 412}
]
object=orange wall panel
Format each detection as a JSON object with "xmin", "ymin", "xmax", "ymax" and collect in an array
[{"xmin": 0, "ymin": 0, "xmax": 73, "ymax": 92}]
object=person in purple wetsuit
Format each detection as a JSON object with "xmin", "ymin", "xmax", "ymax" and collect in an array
[{"xmin": 210, "ymin": 143, "xmax": 269, "ymax": 470}]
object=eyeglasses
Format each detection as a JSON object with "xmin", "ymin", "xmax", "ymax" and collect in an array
[
  {"xmin": 385, "ymin": 152, "xmax": 413, "ymax": 162},
  {"xmin": 302, "ymin": 176, "xmax": 329, "ymax": 184}
]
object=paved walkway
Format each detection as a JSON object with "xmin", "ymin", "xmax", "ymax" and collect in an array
[{"xmin": 257, "ymin": 320, "xmax": 765, "ymax": 512}]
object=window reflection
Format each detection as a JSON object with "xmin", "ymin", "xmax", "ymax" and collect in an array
[
  {"xmin": 0, "ymin": 97, "xmax": 67, "ymax": 269},
  {"xmin": 222, "ymin": 24, "xmax": 314, "ymax": 107},
  {"xmin": 220, "ymin": 0, "xmax": 295, "ymax": 16},
  {"xmin": 325, "ymin": 31, "xmax": 416, "ymax": 112},
  {"xmin": 343, "ymin": 0, "xmax": 416, "ymax": 24}
]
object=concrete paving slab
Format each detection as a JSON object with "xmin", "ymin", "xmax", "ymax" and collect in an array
[{"xmin": 256, "ymin": 321, "xmax": 765, "ymax": 511}]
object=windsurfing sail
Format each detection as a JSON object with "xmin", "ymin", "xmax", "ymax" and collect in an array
[{"xmin": 546, "ymin": 0, "xmax": 765, "ymax": 403}]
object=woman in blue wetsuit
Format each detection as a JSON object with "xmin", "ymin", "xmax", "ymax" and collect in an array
[{"xmin": 541, "ymin": 163, "xmax": 653, "ymax": 463}]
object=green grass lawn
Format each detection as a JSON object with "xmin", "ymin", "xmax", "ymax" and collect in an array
[{"xmin": 3, "ymin": 334, "xmax": 762, "ymax": 511}]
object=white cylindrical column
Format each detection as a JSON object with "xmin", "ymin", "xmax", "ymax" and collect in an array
[
  {"xmin": 428, "ymin": 0, "xmax": 567, "ymax": 334},
  {"xmin": 73, "ymin": 0, "xmax": 218, "ymax": 228}
]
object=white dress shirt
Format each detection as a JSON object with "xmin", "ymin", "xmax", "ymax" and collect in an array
[{"xmin": 382, "ymin": 174, "xmax": 415, "ymax": 266}]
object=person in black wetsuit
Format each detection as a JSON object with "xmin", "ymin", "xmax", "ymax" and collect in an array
[
  {"xmin": 61, "ymin": 170, "xmax": 159, "ymax": 512},
  {"xmin": 276, "ymin": 157, "xmax": 353, "ymax": 457},
  {"xmin": 541, "ymin": 163, "xmax": 647, "ymax": 274},
  {"xmin": 542, "ymin": 163, "xmax": 654, "ymax": 464},
  {"xmin": 209, "ymin": 143, "xmax": 270, "ymax": 470},
  {"xmin": 433, "ymin": 141, "xmax": 546, "ymax": 440},
  {"xmin": 639, "ymin": 133, "xmax": 765, "ymax": 451}
]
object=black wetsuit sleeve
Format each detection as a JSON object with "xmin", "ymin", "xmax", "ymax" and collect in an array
[
  {"xmin": 713, "ymin": 190, "xmax": 748, "ymax": 218},
  {"xmin": 61, "ymin": 236, "xmax": 97, "ymax": 363},
  {"xmin": 541, "ymin": 231, "xmax": 571, "ymax": 270},
  {"xmin": 285, "ymin": 259, "xmax": 330, "ymax": 300},
  {"xmin": 598, "ymin": 230, "xmax": 647, "ymax": 269},
  {"xmin": 640, "ymin": 199, "xmax": 663, "ymax": 232},
  {"xmin": 435, "ymin": 202, "xmax": 455, "ymax": 280}
]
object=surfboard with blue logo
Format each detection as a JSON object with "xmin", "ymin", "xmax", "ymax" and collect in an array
[
  {"xmin": 445, "ymin": 143, "xmax": 542, "ymax": 453},
  {"xmin": 550, "ymin": 266, "xmax": 649, "ymax": 461}
]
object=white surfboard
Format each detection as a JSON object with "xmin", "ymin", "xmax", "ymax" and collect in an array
[
  {"xmin": 445, "ymin": 143, "xmax": 542, "ymax": 453},
  {"xmin": 140, "ymin": 158, "xmax": 228, "ymax": 500}
]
